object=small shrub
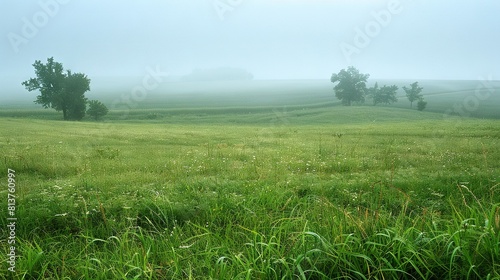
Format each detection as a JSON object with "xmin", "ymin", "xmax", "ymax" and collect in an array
[
  {"xmin": 87, "ymin": 100, "xmax": 109, "ymax": 120},
  {"xmin": 417, "ymin": 98, "xmax": 427, "ymax": 111}
]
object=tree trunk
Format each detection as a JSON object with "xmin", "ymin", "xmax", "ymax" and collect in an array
[{"xmin": 63, "ymin": 108, "xmax": 68, "ymax": 120}]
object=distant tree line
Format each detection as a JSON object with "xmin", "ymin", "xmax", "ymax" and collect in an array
[
  {"xmin": 331, "ymin": 66, "xmax": 427, "ymax": 111},
  {"xmin": 22, "ymin": 57, "xmax": 108, "ymax": 120}
]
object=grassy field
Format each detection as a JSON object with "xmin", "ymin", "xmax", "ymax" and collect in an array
[{"xmin": 1, "ymin": 104, "xmax": 499, "ymax": 279}]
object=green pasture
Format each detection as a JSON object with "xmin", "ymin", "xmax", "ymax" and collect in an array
[{"xmin": 0, "ymin": 104, "xmax": 499, "ymax": 279}]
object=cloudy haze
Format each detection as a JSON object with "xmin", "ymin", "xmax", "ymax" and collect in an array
[{"xmin": 1, "ymin": 0, "xmax": 499, "ymax": 100}]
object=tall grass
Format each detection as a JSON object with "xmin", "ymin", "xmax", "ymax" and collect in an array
[{"xmin": 0, "ymin": 111, "xmax": 499, "ymax": 279}]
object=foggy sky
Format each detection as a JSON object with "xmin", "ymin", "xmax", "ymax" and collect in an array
[{"xmin": 1, "ymin": 0, "xmax": 499, "ymax": 98}]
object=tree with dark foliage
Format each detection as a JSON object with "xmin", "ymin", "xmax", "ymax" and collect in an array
[
  {"xmin": 370, "ymin": 83, "xmax": 398, "ymax": 105},
  {"xmin": 403, "ymin": 82, "xmax": 423, "ymax": 108},
  {"xmin": 22, "ymin": 57, "xmax": 90, "ymax": 120},
  {"xmin": 331, "ymin": 67, "xmax": 369, "ymax": 106}
]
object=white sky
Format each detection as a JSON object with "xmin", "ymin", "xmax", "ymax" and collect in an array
[{"xmin": 1, "ymin": 0, "xmax": 499, "ymax": 98}]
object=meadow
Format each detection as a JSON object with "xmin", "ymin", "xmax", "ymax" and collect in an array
[{"xmin": 1, "ymin": 81, "xmax": 500, "ymax": 279}]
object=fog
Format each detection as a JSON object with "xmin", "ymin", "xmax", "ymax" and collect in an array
[{"xmin": 1, "ymin": 0, "xmax": 499, "ymax": 102}]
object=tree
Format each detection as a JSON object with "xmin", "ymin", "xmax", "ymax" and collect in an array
[
  {"xmin": 417, "ymin": 98, "xmax": 427, "ymax": 111},
  {"xmin": 403, "ymin": 82, "xmax": 423, "ymax": 108},
  {"xmin": 87, "ymin": 100, "xmax": 109, "ymax": 120},
  {"xmin": 65, "ymin": 71, "xmax": 90, "ymax": 120},
  {"xmin": 22, "ymin": 57, "xmax": 90, "ymax": 120},
  {"xmin": 331, "ymin": 66, "xmax": 369, "ymax": 106},
  {"xmin": 369, "ymin": 83, "xmax": 398, "ymax": 105}
]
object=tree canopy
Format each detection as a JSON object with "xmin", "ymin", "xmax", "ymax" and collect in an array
[
  {"xmin": 331, "ymin": 67, "xmax": 369, "ymax": 106},
  {"xmin": 22, "ymin": 57, "xmax": 90, "ymax": 120},
  {"xmin": 369, "ymin": 83, "xmax": 398, "ymax": 105},
  {"xmin": 403, "ymin": 82, "xmax": 423, "ymax": 108}
]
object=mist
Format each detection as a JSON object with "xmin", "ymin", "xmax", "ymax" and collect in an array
[{"xmin": 1, "ymin": 0, "xmax": 499, "ymax": 103}]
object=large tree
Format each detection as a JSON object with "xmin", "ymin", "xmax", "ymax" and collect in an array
[
  {"xmin": 331, "ymin": 67, "xmax": 369, "ymax": 106},
  {"xmin": 22, "ymin": 57, "xmax": 90, "ymax": 120},
  {"xmin": 403, "ymin": 82, "xmax": 423, "ymax": 108}
]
